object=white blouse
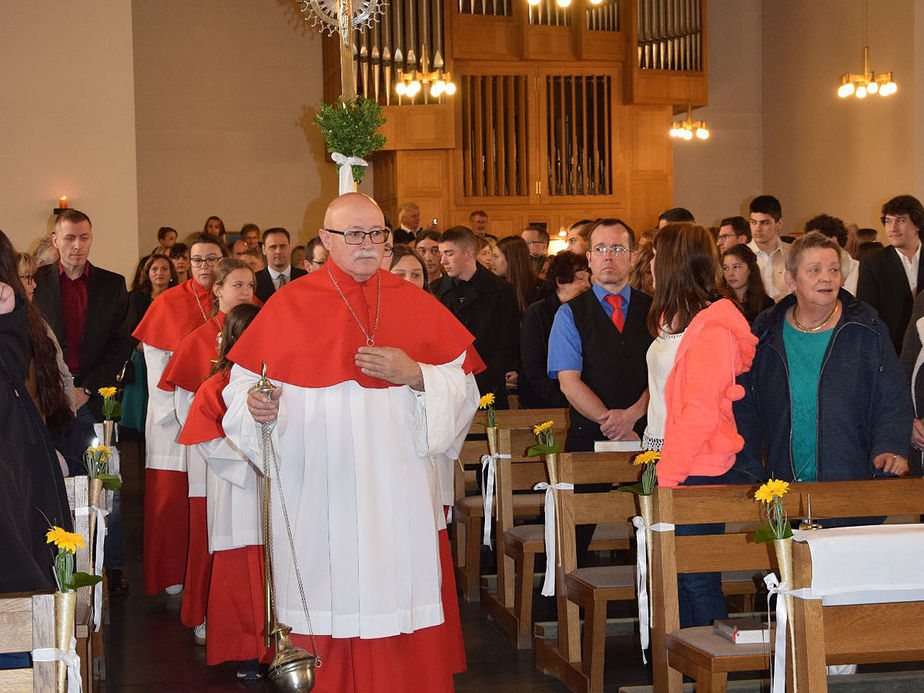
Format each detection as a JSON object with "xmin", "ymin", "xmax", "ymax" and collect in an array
[{"xmin": 642, "ymin": 329, "xmax": 686, "ymax": 451}]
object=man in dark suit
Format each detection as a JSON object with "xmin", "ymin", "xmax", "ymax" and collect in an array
[
  {"xmin": 254, "ymin": 227, "xmax": 307, "ymax": 303},
  {"xmin": 34, "ymin": 209, "xmax": 131, "ymax": 422},
  {"xmin": 857, "ymin": 194, "xmax": 924, "ymax": 353},
  {"xmin": 431, "ymin": 226, "xmax": 519, "ymax": 409}
]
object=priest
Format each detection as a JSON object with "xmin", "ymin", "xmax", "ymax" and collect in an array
[{"xmin": 222, "ymin": 193, "xmax": 481, "ymax": 692}]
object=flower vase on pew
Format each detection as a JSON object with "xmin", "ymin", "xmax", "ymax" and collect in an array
[
  {"xmin": 527, "ymin": 420, "xmax": 563, "ymax": 597},
  {"xmin": 46, "ymin": 526, "xmax": 101, "ymax": 693},
  {"xmin": 619, "ymin": 450, "xmax": 660, "ymax": 626},
  {"xmin": 82, "ymin": 445, "xmax": 122, "ymax": 550},
  {"xmin": 754, "ymin": 479, "xmax": 796, "ymax": 683},
  {"xmin": 479, "ymin": 393, "xmax": 497, "ymax": 455},
  {"xmin": 98, "ymin": 386, "xmax": 121, "ymax": 447}
]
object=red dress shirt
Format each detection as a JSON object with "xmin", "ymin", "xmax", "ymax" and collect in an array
[{"xmin": 59, "ymin": 262, "xmax": 90, "ymax": 376}]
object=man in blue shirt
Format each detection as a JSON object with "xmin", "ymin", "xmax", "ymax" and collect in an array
[{"xmin": 548, "ymin": 219, "xmax": 653, "ymax": 452}]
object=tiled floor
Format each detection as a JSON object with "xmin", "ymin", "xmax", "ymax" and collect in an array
[{"xmin": 101, "ymin": 432, "xmax": 651, "ymax": 692}]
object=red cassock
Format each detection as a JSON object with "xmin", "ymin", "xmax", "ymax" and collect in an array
[
  {"xmin": 133, "ymin": 279, "xmax": 214, "ymax": 595},
  {"xmin": 160, "ymin": 313, "xmax": 225, "ymax": 628},
  {"xmin": 180, "ymin": 370, "xmax": 273, "ymax": 666},
  {"xmin": 223, "ymin": 265, "xmax": 484, "ymax": 692}
]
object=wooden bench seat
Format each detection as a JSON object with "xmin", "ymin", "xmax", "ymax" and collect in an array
[{"xmin": 650, "ymin": 478, "xmax": 924, "ymax": 693}]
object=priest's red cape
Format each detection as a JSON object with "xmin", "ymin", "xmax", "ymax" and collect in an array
[
  {"xmin": 159, "ymin": 314, "xmax": 224, "ymax": 394},
  {"xmin": 179, "ymin": 370, "xmax": 228, "ymax": 445},
  {"xmin": 227, "ymin": 263, "xmax": 485, "ymax": 386},
  {"xmin": 133, "ymin": 278, "xmax": 214, "ymax": 351}
]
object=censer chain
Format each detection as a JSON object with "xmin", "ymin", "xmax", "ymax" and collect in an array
[{"xmin": 262, "ymin": 422, "xmax": 321, "ymax": 663}]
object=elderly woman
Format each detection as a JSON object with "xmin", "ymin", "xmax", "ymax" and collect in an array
[{"xmin": 735, "ymin": 231, "xmax": 911, "ymax": 485}]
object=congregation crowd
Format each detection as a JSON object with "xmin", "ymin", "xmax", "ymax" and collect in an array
[{"xmin": 1, "ymin": 188, "xmax": 922, "ymax": 689}]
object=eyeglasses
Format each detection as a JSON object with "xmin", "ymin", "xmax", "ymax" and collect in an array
[
  {"xmin": 717, "ymin": 233, "xmax": 738, "ymax": 242},
  {"xmin": 307, "ymin": 258, "xmax": 325, "ymax": 267},
  {"xmin": 19, "ymin": 273, "xmax": 35, "ymax": 283},
  {"xmin": 591, "ymin": 245, "xmax": 629, "ymax": 257},
  {"xmin": 189, "ymin": 255, "xmax": 222, "ymax": 267},
  {"xmin": 325, "ymin": 228, "xmax": 390, "ymax": 245},
  {"xmin": 525, "ymin": 239, "xmax": 548, "ymax": 247}
]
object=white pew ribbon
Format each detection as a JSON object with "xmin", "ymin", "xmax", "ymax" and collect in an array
[
  {"xmin": 331, "ymin": 152, "xmax": 368, "ymax": 195},
  {"xmin": 75, "ymin": 504, "xmax": 108, "ymax": 631},
  {"xmin": 32, "ymin": 636, "xmax": 82, "ymax": 693},
  {"xmin": 632, "ymin": 514, "xmax": 675, "ymax": 663},
  {"xmin": 533, "ymin": 481, "xmax": 574, "ymax": 597},
  {"xmin": 480, "ymin": 453, "xmax": 510, "ymax": 548},
  {"xmin": 764, "ymin": 573, "xmax": 792, "ymax": 693}
]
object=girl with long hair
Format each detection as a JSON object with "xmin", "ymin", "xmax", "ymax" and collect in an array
[
  {"xmin": 721, "ymin": 244, "xmax": 773, "ymax": 323},
  {"xmin": 389, "ymin": 244, "xmax": 429, "ymax": 291},
  {"xmin": 492, "ymin": 235, "xmax": 539, "ymax": 313},
  {"xmin": 178, "ymin": 303, "xmax": 266, "ymax": 679},
  {"xmin": 644, "ymin": 223, "xmax": 758, "ymax": 629}
]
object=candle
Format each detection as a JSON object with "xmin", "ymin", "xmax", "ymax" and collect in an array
[{"xmin": 59, "ymin": 196, "xmax": 68, "ymax": 209}]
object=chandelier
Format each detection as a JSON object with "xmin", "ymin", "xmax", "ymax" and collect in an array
[
  {"xmin": 669, "ymin": 102, "xmax": 709, "ymax": 141},
  {"xmin": 836, "ymin": 46, "xmax": 897, "ymax": 99}
]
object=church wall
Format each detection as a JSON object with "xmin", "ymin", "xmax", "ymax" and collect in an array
[
  {"xmin": 672, "ymin": 0, "xmax": 764, "ymax": 228},
  {"xmin": 761, "ymin": 0, "xmax": 916, "ymax": 235},
  {"xmin": 0, "ymin": 1, "xmax": 140, "ymax": 280},
  {"xmin": 132, "ymin": 0, "xmax": 358, "ymax": 251}
]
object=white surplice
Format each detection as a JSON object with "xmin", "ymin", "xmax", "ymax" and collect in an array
[
  {"xmin": 222, "ymin": 352, "xmax": 477, "ymax": 640},
  {"xmin": 175, "ymin": 387, "xmax": 206, "ymax": 497},
  {"xmin": 199, "ymin": 435, "xmax": 263, "ymax": 553},
  {"xmin": 142, "ymin": 345, "xmax": 185, "ymax": 472}
]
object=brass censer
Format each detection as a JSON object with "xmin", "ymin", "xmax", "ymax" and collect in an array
[{"xmin": 253, "ymin": 363, "xmax": 321, "ymax": 691}]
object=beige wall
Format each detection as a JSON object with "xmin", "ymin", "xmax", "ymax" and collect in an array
[
  {"xmin": 673, "ymin": 0, "xmax": 764, "ymax": 228},
  {"xmin": 133, "ymin": 0, "xmax": 352, "ymax": 252},
  {"xmin": 761, "ymin": 0, "xmax": 916, "ymax": 234},
  {"xmin": 0, "ymin": 1, "xmax": 139, "ymax": 280}
]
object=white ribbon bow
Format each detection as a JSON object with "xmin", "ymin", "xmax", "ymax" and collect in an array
[
  {"xmin": 533, "ymin": 481, "xmax": 574, "ymax": 597},
  {"xmin": 480, "ymin": 453, "xmax": 510, "ymax": 548},
  {"xmin": 75, "ymin": 504, "xmax": 108, "ymax": 631},
  {"xmin": 32, "ymin": 637, "xmax": 82, "ymax": 693},
  {"xmin": 331, "ymin": 152, "xmax": 368, "ymax": 195},
  {"xmin": 764, "ymin": 573, "xmax": 791, "ymax": 693},
  {"xmin": 632, "ymin": 514, "xmax": 676, "ymax": 663}
]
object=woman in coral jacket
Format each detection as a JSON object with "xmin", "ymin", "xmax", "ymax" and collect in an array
[
  {"xmin": 159, "ymin": 258, "xmax": 255, "ymax": 644},
  {"xmin": 179, "ymin": 302, "xmax": 268, "ymax": 680},
  {"xmin": 642, "ymin": 223, "xmax": 758, "ymax": 629}
]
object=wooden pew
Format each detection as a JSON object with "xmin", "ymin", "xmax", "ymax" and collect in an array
[
  {"xmin": 534, "ymin": 451, "xmax": 641, "ymax": 693},
  {"xmin": 650, "ymin": 478, "xmax": 924, "ymax": 693},
  {"xmin": 0, "ymin": 592, "xmax": 57, "ymax": 692},
  {"xmin": 790, "ymin": 521, "xmax": 924, "ymax": 691},
  {"xmin": 452, "ymin": 408, "xmax": 567, "ymax": 602}
]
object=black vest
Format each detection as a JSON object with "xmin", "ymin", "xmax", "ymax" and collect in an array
[{"xmin": 566, "ymin": 287, "xmax": 653, "ymax": 451}]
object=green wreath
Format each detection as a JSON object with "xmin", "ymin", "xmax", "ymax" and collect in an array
[{"xmin": 314, "ymin": 96, "xmax": 387, "ymax": 185}]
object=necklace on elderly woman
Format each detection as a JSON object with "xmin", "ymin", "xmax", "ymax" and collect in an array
[
  {"xmin": 326, "ymin": 265, "xmax": 381, "ymax": 346},
  {"xmin": 792, "ymin": 301, "xmax": 839, "ymax": 333}
]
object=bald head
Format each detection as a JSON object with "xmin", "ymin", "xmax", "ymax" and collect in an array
[{"xmin": 319, "ymin": 193, "xmax": 388, "ymax": 282}]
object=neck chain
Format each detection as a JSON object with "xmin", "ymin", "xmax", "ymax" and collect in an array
[
  {"xmin": 792, "ymin": 301, "xmax": 839, "ymax": 333},
  {"xmin": 193, "ymin": 283, "xmax": 209, "ymax": 323},
  {"xmin": 327, "ymin": 265, "xmax": 381, "ymax": 346}
]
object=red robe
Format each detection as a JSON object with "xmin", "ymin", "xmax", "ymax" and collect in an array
[
  {"xmin": 225, "ymin": 264, "xmax": 480, "ymax": 691},
  {"xmin": 181, "ymin": 371, "xmax": 273, "ymax": 665},
  {"xmin": 133, "ymin": 279, "xmax": 213, "ymax": 595},
  {"xmin": 161, "ymin": 314, "xmax": 225, "ymax": 628}
]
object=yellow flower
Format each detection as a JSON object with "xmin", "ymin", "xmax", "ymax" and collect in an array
[
  {"xmin": 45, "ymin": 526, "xmax": 86, "ymax": 554},
  {"xmin": 633, "ymin": 450, "xmax": 661, "ymax": 466},
  {"xmin": 478, "ymin": 393, "xmax": 495, "ymax": 409},
  {"xmin": 533, "ymin": 420, "xmax": 554, "ymax": 435},
  {"xmin": 97, "ymin": 387, "xmax": 117, "ymax": 399},
  {"xmin": 754, "ymin": 479, "xmax": 790, "ymax": 504},
  {"xmin": 86, "ymin": 445, "xmax": 111, "ymax": 461}
]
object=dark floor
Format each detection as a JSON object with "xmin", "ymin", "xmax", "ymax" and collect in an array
[{"xmin": 100, "ymin": 432, "xmax": 652, "ymax": 692}]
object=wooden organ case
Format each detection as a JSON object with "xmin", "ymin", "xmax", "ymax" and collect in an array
[{"xmin": 322, "ymin": 0, "xmax": 707, "ymax": 237}]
